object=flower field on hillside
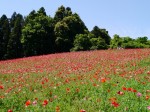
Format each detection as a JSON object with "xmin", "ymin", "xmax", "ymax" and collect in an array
[{"xmin": 0, "ymin": 49, "xmax": 150, "ymax": 112}]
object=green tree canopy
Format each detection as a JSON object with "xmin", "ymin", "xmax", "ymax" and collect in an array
[
  {"xmin": 71, "ymin": 34, "xmax": 91, "ymax": 51},
  {"xmin": 4, "ymin": 14, "xmax": 24, "ymax": 59},
  {"xmin": 0, "ymin": 15, "xmax": 10, "ymax": 59},
  {"xmin": 54, "ymin": 8, "xmax": 88, "ymax": 52},
  {"xmin": 136, "ymin": 36, "xmax": 148, "ymax": 44},
  {"xmin": 72, "ymin": 33, "xmax": 108, "ymax": 51},
  {"xmin": 54, "ymin": 22, "xmax": 70, "ymax": 52},
  {"xmin": 54, "ymin": 5, "xmax": 72, "ymax": 22},
  {"xmin": 91, "ymin": 26, "xmax": 111, "ymax": 45},
  {"xmin": 110, "ymin": 34, "xmax": 122, "ymax": 49},
  {"xmin": 21, "ymin": 7, "xmax": 55, "ymax": 56},
  {"xmin": 0, "ymin": 5, "xmax": 149, "ymax": 60},
  {"xmin": 90, "ymin": 37, "xmax": 107, "ymax": 50}
]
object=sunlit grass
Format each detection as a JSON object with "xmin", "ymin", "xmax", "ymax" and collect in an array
[{"xmin": 0, "ymin": 49, "xmax": 150, "ymax": 112}]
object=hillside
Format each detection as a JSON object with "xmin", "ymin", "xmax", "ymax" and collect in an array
[{"xmin": 0, "ymin": 49, "xmax": 150, "ymax": 111}]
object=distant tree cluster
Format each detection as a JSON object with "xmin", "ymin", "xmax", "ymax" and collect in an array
[
  {"xmin": 0, "ymin": 6, "xmax": 149, "ymax": 60},
  {"xmin": 110, "ymin": 34, "xmax": 150, "ymax": 49}
]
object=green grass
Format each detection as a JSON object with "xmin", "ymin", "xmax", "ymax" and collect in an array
[{"xmin": 0, "ymin": 49, "xmax": 150, "ymax": 112}]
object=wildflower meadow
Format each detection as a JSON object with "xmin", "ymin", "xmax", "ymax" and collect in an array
[{"xmin": 0, "ymin": 49, "xmax": 150, "ymax": 112}]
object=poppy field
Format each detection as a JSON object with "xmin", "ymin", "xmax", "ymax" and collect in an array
[{"xmin": 0, "ymin": 49, "xmax": 150, "ymax": 112}]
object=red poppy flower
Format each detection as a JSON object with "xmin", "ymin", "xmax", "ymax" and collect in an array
[
  {"xmin": 145, "ymin": 95, "xmax": 149, "ymax": 100},
  {"xmin": 25, "ymin": 100, "xmax": 31, "ymax": 107},
  {"xmin": 80, "ymin": 109, "xmax": 86, "ymax": 112},
  {"xmin": 43, "ymin": 100, "xmax": 48, "ymax": 106},
  {"xmin": 117, "ymin": 91, "xmax": 124, "ymax": 95},
  {"xmin": 65, "ymin": 79, "xmax": 69, "ymax": 83},
  {"xmin": 0, "ymin": 85, "xmax": 4, "ymax": 89},
  {"xmin": 111, "ymin": 101, "xmax": 120, "ymax": 107},
  {"xmin": 128, "ymin": 88, "xmax": 132, "ymax": 91},
  {"xmin": 41, "ymin": 81, "xmax": 45, "ymax": 85},
  {"xmin": 147, "ymin": 71, "xmax": 150, "ymax": 75},
  {"xmin": 133, "ymin": 89, "xmax": 137, "ymax": 92},
  {"xmin": 122, "ymin": 87, "xmax": 126, "ymax": 91},
  {"xmin": 101, "ymin": 78, "xmax": 106, "ymax": 83},
  {"xmin": 8, "ymin": 109, "xmax": 13, "ymax": 112}
]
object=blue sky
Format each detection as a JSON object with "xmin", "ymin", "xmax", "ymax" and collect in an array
[{"xmin": 0, "ymin": 0, "xmax": 150, "ymax": 39}]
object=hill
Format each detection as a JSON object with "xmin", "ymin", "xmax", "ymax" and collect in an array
[{"xmin": 0, "ymin": 49, "xmax": 150, "ymax": 111}]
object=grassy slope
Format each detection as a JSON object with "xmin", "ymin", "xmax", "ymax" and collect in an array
[{"xmin": 0, "ymin": 49, "xmax": 150, "ymax": 112}]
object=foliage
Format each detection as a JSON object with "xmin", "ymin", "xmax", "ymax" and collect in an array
[
  {"xmin": 21, "ymin": 7, "xmax": 55, "ymax": 56},
  {"xmin": 91, "ymin": 26, "xmax": 111, "ymax": 45},
  {"xmin": 0, "ymin": 15, "xmax": 10, "ymax": 59},
  {"xmin": 54, "ymin": 5, "xmax": 72, "ymax": 22},
  {"xmin": 54, "ymin": 21, "xmax": 70, "ymax": 52},
  {"xmin": 110, "ymin": 34, "xmax": 122, "ymax": 49},
  {"xmin": 4, "ymin": 14, "xmax": 24, "ymax": 59},
  {"xmin": 90, "ymin": 37, "xmax": 107, "ymax": 50},
  {"xmin": 110, "ymin": 35, "xmax": 150, "ymax": 49},
  {"xmin": 71, "ymin": 34, "xmax": 91, "ymax": 51},
  {"xmin": 0, "ymin": 6, "xmax": 150, "ymax": 60},
  {"xmin": 54, "ymin": 8, "xmax": 88, "ymax": 52},
  {"xmin": 72, "ymin": 33, "xmax": 108, "ymax": 51}
]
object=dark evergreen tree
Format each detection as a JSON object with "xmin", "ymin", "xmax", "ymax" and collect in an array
[
  {"xmin": 4, "ymin": 14, "xmax": 23, "ymax": 59},
  {"xmin": 25, "ymin": 10, "xmax": 37, "ymax": 24},
  {"xmin": 0, "ymin": 15, "xmax": 10, "ymax": 59},
  {"xmin": 37, "ymin": 7, "xmax": 46, "ymax": 16},
  {"xmin": 10, "ymin": 12, "xmax": 17, "ymax": 29}
]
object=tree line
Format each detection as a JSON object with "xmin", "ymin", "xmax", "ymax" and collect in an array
[{"xmin": 0, "ymin": 6, "xmax": 150, "ymax": 60}]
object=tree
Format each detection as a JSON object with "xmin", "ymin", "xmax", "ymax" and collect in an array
[
  {"xmin": 71, "ymin": 34, "xmax": 91, "ymax": 51},
  {"xmin": 64, "ymin": 13, "xmax": 88, "ymax": 43},
  {"xmin": 54, "ymin": 12, "xmax": 88, "ymax": 52},
  {"xmin": 90, "ymin": 37, "xmax": 107, "ymax": 50},
  {"xmin": 25, "ymin": 10, "xmax": 37, "ymax": 24},
  {"xmin": 110, "ymin": 34, "xmax": 122, "ymax": 49},
  {"xmin": 136, "ymin": 36, "xmax": 148, "ymax": 44},
  {"xmin": 54, "ymin": 21, "xmax": 70, "ymax": 52},
  {"xmin": 91, "ymin": 26, "xmax": 111, "ymax": 45},
  {"xmin": 37, "ymin": 7, "xmax": 46, "ymax": 16},
  {"xmin": 122, "ymin": 36, "xmax": 133, "ymax": 43},
  {"xmin": 147, "ymin": 40, "xmax": 150, "ymax": 48},
  {"xmin": 4, "ymin": 14, "xmax": 24, "ymax": 59},
  {"xmin": 0, "ymin": 15, "xmax": 10, "ymax": 59},
  {"xmin": 134, "ymin": 36, "xmax": 149, "ymax": 48},
  {"xmin": 21, "ymin": 7, "xmax": 55, "ymax": 56},
  {"xmin": 9, "ymin": 12, "xmax": 17, "ymax": 28},
  {"xmin": 54, "ymin": 5, "xmax": 72, "ymax": 22},
  {"xmin": 120, "ymin": 36, "xmax": 150, "ymax": 48},
  {"xmin": 120, "ymin": 36, "xmax": 134, "ymax": 48}
]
